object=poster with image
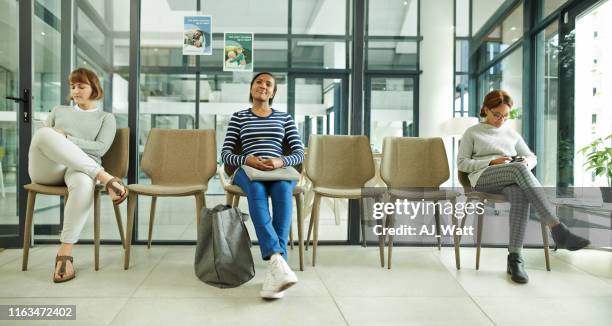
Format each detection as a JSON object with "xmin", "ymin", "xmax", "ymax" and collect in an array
[
  {"xmin": 183, "ymin": 15, "xmax": 212, "ymax": 55},
  {"xmin": 223, "ymin": 32, "xmax": 253, "ymax": 72}
]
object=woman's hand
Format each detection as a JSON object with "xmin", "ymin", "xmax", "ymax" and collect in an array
[
  {"xmin": 489, "ymin": 156, "xmax": 512, "ymax": 165},
  {"xmin": 263, "ymin": 157, "xmax": 285, "ymax": 169},
  {"xmin": 245, "ymin": 155, "xmax": 274, "ymax": 171}
]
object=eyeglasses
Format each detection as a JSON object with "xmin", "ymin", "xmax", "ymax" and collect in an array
[{"xmin": 490, "ymin": 110, "xmax": 509, "ymax": 121}]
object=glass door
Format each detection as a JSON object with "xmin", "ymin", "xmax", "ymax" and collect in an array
[
  {"xmin": 289, "ymin": 73, "xmax": 350, "ymax": 243},
  {"xmin": 365, "ymin": 75, "xmax": 418, "ymax": 154},
  {"xmin": 0, "ymin": 0, "xmax": 31, "ymax": 248}
]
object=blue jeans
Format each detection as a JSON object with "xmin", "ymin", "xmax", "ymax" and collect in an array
[{"xmin": 233, "ymin": 168, "xmax": 296, "ymax": 261}]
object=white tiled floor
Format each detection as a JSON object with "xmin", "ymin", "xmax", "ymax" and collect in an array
[{"xmin": 0, "ymin": 245, "xmax": 610, "ymax": 326}]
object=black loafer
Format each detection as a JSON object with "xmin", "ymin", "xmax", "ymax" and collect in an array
[
  {"xmin": 507, "ymin": 253, "xmax": 529, "ymax": 284},
  {"xmin": 551, "ymin": 223, "xmax": 590, "ymax": 251}
]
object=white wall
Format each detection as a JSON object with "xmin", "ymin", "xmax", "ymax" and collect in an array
[{"xmin": 419, "ymin": 0, "xmax": 454, "ymax": 138}]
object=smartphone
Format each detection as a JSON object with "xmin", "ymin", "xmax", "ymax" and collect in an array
[{"xmin": 510, "ymin": 156, "xmax": 525, "ymax": 163}]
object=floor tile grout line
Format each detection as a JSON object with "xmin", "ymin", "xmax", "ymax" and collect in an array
[
  {"xmin": 311, "ymin": 255, "xmax": 353, "ymax": 326},
  {"xmin": 107, "ymin": 246, "xmax": 170, "ymax": 326},
  {"xmin": 432, "ymin": 249, "xmax": 498, "ymax": 326}
]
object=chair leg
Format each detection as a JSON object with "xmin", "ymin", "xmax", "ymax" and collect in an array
[
  {"xmin": 541, "ymin": 222, "xmax": 551, "ymax": 271},
  {"xmin": 377, "ymin": 218, "xmax": 385, "ymax": 268},
  {"xmin": 289, "ymin": 223, "xmax": 294, "ymax": 250},
  {"xmin": 311, "ymin": 193, "xmax": 322, "ymax": 267},
  {"xmin": 475, "ymin": 211, "xmax": 484, "ymax": 270},
  {"xmin": 387, "ymin": 213, "xmax": 394, "ymax": 270},
  {"xmin": 124, "ymin": 192, "xmax": 137, "ymax": 270},
  {"xmin": 360, "ymin": 198, "xmax": 367, "ymax": 248},
  {"xmin": 451, "ymin": 198, "xmax": 461, "ymax": 270},
  {"xmin": 295, "ymin": 194, "xmax": 304, "ymax": 271},
  {"xmin": 305, "ymin": 202, "xmax": 316, "ymax": 251},
  {"xmin": 457, "ymin": 204, "xmax": 469, "ymax": 245},
  {"xmin": 434, "ymin": 201, "xmax": 442, "ymax": 250},
  {"xmin": 147, "ymin": 196, "xmax": 157, "ymax": 249},
  {"xmin": 195, "ymin": 192, "xmax": 205, "ymax": 227},
  {"xmin": 22, "ymin": 191, "xmax": 36, "ymax": 271},
  {"xmin": 232, "ymin": 195, "xmax": 240, "ymax": 208},
  {"xmin": 94, "ymin": 189, "xmax": 101, "ymax": 271},
  {"xmin": 113, "ymin": 204, "xmax": 126, "ymax": 249}
]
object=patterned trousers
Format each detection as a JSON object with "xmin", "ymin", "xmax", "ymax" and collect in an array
[{"xmin": 475, "ymin": 163, "xmax": 558, "ymax": 253}]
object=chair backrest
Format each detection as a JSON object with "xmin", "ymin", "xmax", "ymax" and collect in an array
[
  {"xmin": 306, "ymin": 134, "xmax": 375, "ymax": 189},
  {"xmin": 141, "ymin": 128, "xmax": 217, "ymax": 185},
  {"xmin": 380, "ymin": 136, "xmax": 449, "ymax": 188},
  {"xmin": 101, "ymin": 128, "xmax": 129, "ymax": 178},
  {"xmin": 223, "ymin": 138, "xmax": 303, "ymax": 177}
]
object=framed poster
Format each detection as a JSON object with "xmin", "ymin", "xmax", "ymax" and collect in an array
[
  {"xmin": 183, "ymin": 15, "xmax": 212, "ymax": 55},
  {"xmin": 223, "ymin": 32, "xmax": 253, "ymax": 72}
]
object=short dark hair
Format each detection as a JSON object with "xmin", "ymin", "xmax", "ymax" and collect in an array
[
  {"xmin": 67, "ymin": 67, "xmax": 104, "ymax": 101},
  {"xmin": 479, "ymin": 89, "xmax": 513, "ymax": 117},
  {"xmin": 248, "ymin": 72, "xmax": 277, "ymax": 105}
]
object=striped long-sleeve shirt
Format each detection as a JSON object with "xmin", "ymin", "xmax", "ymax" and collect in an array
[{"xmin": 221, "ymin": 108, "xmax": 305, "ymax": 167}]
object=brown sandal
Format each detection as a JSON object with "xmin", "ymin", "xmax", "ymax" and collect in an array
[
  {"xmin": 53, "ymin": 255, "xmax": 76, "ymax": 283},
  {"xmin": 105, "ymin": 177, "xmax": 128, "ymax": 206}
]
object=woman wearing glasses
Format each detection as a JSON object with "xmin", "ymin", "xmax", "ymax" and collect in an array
[{"xmin": 457, "ymin": 90, "xmax": 590, "ymax": 284}]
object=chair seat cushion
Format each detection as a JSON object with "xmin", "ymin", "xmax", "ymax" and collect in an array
[
  {"xmin": 24, "ymin": 183, "xmax": 67, "ymax": 196},
  {"xmin": 313, "ymin": 186, "xmax": 362, "ymax": 198},
  {"xmin": 388, "ymin": 188, "xmax": 461, "ymax": 200},
  {"xmin": 225, "ymin": 184, "xmax": 304, "ymax": 196},
  {"xmin": 127, "ymin": 184, "xmax": 207, "ymax": 196}
]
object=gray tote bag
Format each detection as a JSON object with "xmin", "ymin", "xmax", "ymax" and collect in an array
[{"xmin": 194, "ymin": 204, "xmax": 255, "ymax": 288}]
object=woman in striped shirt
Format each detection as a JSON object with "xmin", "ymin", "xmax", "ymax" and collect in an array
[{"xmin": 221, "ymin": 72, "xmax": 304, "ymax": 299}]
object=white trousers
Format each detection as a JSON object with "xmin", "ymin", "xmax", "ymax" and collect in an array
[{"xmin": 28, "ymin": 127, "xmax": 104, "ymax": 243}]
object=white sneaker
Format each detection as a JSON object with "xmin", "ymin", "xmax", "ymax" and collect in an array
[{"xmin": 260, "ymin": 254, "xmax": 298, "ymax": 299}]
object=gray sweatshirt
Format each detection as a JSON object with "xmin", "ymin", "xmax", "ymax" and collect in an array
[
  {"xmin": 457, "ymin": 122, "xmax": 536, "ymax": 187},
  {"xmin": 44, "ymin": 105, "xmax": 116, "ymax": 163}
]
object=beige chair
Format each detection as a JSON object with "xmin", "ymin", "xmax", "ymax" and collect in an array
[
  {"xmin": 219, "ymin": 140, "xmax": 305, "ymax": 271},
  {"xmin": 380, "ymin": 137, "xmax": 461, "ymax": 269},
  {"xmin": 457, "ymin": 171, "xmax": 551, "ymax": 271},
  {"xmin": 22, "ymin": 128, "xmax": 129, "ymax": 271},
  {"xmin": 123, "ymin": 128, "xmax": 216, "ymax": 269},
  {"xmin": 305, "ymin": 135, "xmax": 384, "ymax": 267}
]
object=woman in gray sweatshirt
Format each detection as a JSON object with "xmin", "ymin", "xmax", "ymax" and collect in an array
[
  {"xmin": 28, "ymin": 68, "xmax": 128, "ymax": 283},
  {"xmin": 457, "ymin": 90, "xmax": 589, "ymax": 284}
]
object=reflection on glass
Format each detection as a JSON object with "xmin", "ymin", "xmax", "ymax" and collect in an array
[
  {"xmin": 454, "ymin": 74, "xmax": 469, "ymax": 116},
  {"xmin": 292, "ymin": 0, "xmax": 346, "ymax": 35},
  {"xmin": 368, "ymin": 78, "xmax": 415, "ymax": 153},
  {"xmin": 541, "ymin": 0, "xmax": 568, "ymax": 20},
  {"xmin": 294, "ymin": 78, "xmax": 343, "ymax": 146},
  {"xmin": 0, "ymin": 0, "xmax": 19, "ymax": 234},
  {"xmin": 479, "ymin": 47, "xmax": 522, "ymax": 133},
  {"xmin": 368, "ymin": 0, "xmax": 418, "ymax": 36},
  {"xmin": 367, "ymin": 41, "xmax": 417, "ymax": 70},
  {"xmin": 292, "ymin": 39, "xmax": 346, "ymax": 69},
  {"xmin": 573, "ymin": 0, "xmax": 612, "ymax": 187},
  {"xmin": 484, "ymin": 3, "xmax": 523, "ymax": 61},
  {"xmin": 536, "ymin": 23, "xmax": 559, "ymax": 186}
]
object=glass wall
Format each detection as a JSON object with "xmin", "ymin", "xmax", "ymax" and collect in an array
[
  {"xmin": 572, "ymin": 0, "xmax": 612, "ymax": 187},
  {"xmin": 365, "ymin": 0, "xmax": 419, "ymax": 152},
  {"xmin": 136, "ymin": 0, "xmax": 350, "ymax": 243},
  {"xmin": 535, "ymin": 23, "xmax": 559, "ymax": 186}
]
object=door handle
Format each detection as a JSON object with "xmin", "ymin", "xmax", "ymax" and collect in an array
[{"xmin": 4, "ymin": 89, "xmax": 31, "ymax": 123}]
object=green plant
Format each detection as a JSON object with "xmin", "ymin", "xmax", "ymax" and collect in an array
[
  {"xmin": 577, "ymin": 135, "xmax": 612, "ymax": 187},
  {"xmin": 509, "ymin": 107, "xmax": 522, "ymax": 120}
]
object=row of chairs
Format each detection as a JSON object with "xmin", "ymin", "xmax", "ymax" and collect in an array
[{"xmin": 22, "ymin": 128, "xmax": 551, "ymax": 274}]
